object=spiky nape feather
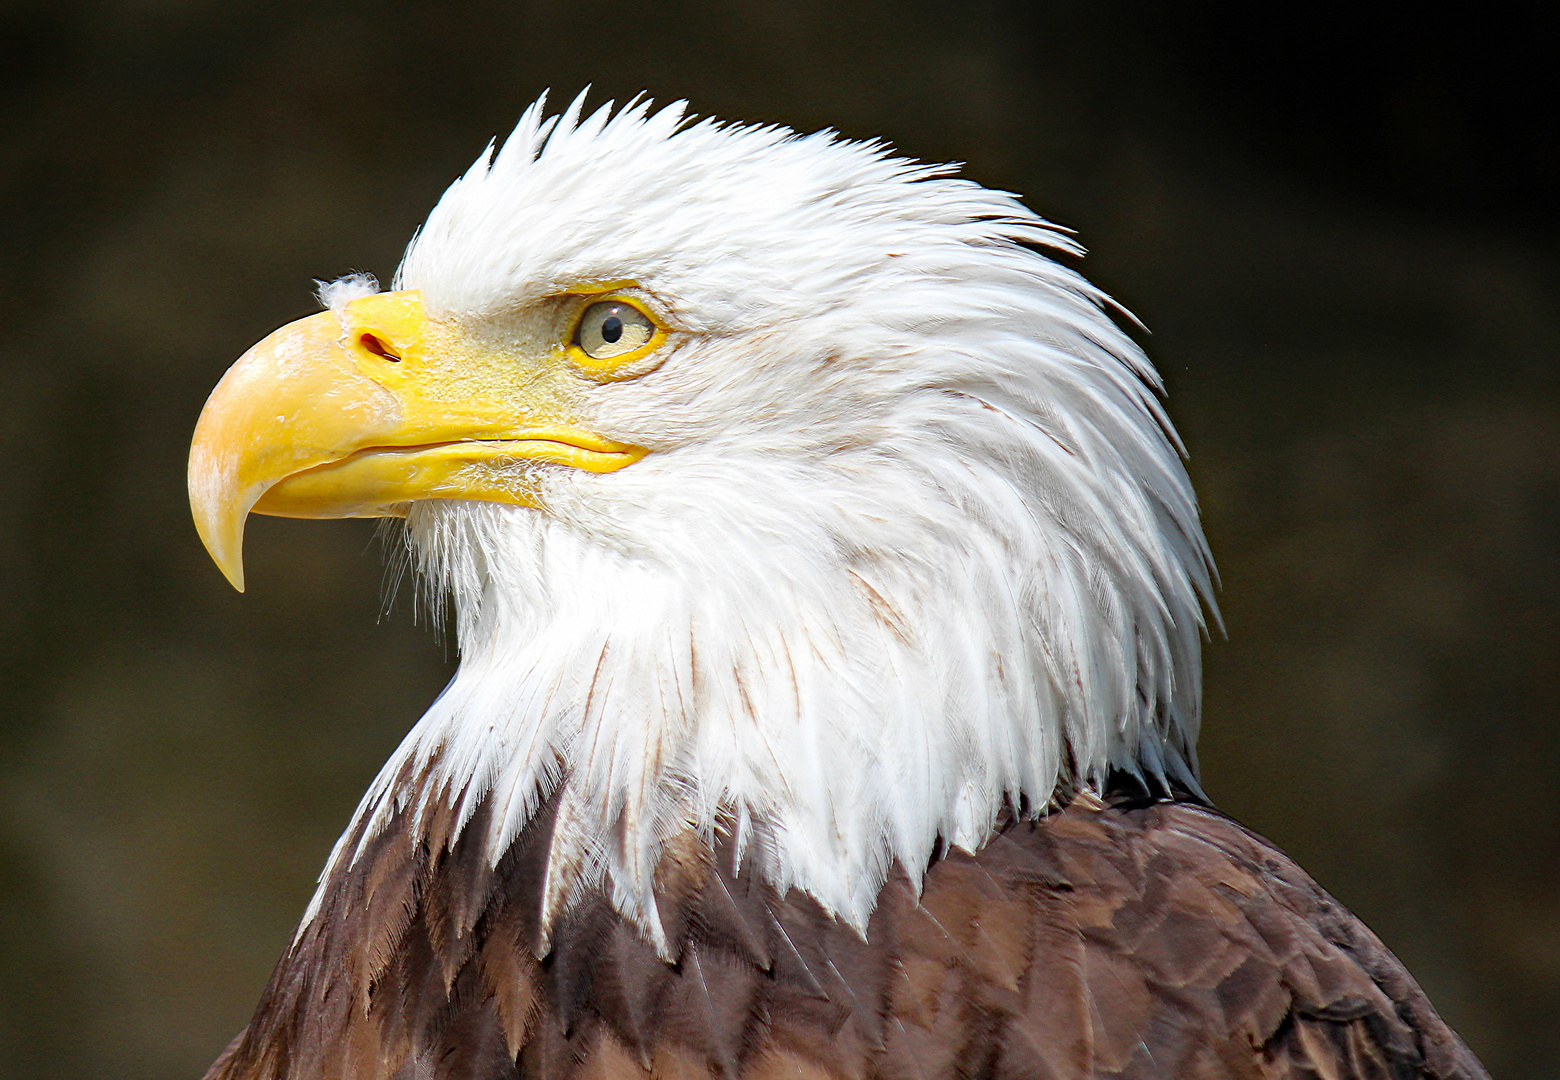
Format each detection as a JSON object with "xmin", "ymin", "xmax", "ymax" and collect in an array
[{"xmin": 304, "ymin": 92, "xmax": 1216, "ymax": 951}]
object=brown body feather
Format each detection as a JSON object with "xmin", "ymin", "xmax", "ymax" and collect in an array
[{"xmin": 206, "ymin": 783, "xmax": 1488, "ymax": 1080}]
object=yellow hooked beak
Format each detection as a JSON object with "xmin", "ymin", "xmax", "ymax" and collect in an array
[{"xmin": 188, "ymin": 290, "xmax": 645, "ymax": 591}]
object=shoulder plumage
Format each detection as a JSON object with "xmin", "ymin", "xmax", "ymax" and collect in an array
[{"xmin": 207, "ymin": 784, "xmax": 1486, "ymax": 1080}]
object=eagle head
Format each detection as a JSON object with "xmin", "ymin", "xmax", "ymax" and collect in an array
[{"xmin": 189, "ymin": 94, "xmax": 1214, "ymax": 947}]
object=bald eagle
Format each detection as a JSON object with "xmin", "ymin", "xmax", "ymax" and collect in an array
[{"xmin": 188, "ymin": 95, "xmax": 1487, "ymax": 1080}]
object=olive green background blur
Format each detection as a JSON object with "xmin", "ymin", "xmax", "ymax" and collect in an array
[{"xmin": 2, "ymin": 2, "xmax": 1555, "ymax": 1076}]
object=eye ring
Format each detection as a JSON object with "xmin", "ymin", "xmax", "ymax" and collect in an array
[{"xmin": 569, "ymin": 296, "xmax": 665, "ymax": 373}]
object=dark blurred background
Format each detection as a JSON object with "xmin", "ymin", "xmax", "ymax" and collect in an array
[{"xmin": 1, "ymin": 1, "xmax": 1555, "ymax": 1076}]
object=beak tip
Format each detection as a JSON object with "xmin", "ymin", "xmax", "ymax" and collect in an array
[
  {"xmin": 190, "ymin": 499, "xmax": 249, "ymax": 594},
  {"xmin": 189, "ymin": 452, "xmax": 253, "ymax": 594},
  {"xmin": 197, "ymin": 531, "xmax": 247, "ymax": 593},
  {"xmin": 205, "ymin": 532, "xmax": 248, "ymax": 593}
]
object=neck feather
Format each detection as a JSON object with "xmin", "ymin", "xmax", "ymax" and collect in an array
[{"xmin": 305, "ymin": 428, "xmax": 1207, "ymax": 950}]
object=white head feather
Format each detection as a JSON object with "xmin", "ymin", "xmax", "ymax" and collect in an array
[{"xmin": 306, "ymin": 93, "xmax": 1216, "ymax": 949}]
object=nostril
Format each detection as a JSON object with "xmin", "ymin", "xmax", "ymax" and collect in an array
[{"xmin": 359, "ymin": 333, "xmax": 401, "ymax": 362}]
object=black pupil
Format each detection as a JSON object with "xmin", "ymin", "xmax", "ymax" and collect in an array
[{"xmin": 601, "ymin": 313, "xmax": 624, "ymax": 344}]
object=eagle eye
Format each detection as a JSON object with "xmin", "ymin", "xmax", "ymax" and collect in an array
[{"xmin": 576, "ymin": 300, "xmax": 655, "ymax": 361}]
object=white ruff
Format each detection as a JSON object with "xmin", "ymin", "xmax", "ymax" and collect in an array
[{"xmin": 303, "ymin": 94, "xmax": 1216, "ymax": 950}]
